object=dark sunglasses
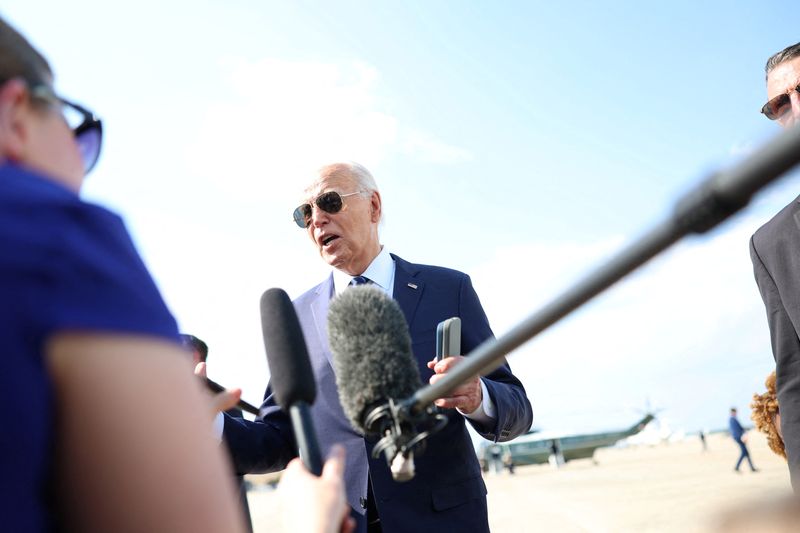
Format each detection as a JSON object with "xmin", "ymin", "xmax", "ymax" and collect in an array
[
  {"xmin": 292, "ymin": 190, "xmax": 363, "ymax": 228},
  {"xmin": 30, "ymin": 85, "xmax": 103, "ymax": 175},
  {"xmin": 761, "ymin": 84, "xmax": 800, "ymax": 120}
]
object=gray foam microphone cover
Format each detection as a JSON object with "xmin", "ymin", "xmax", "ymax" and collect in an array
[{"xmin": 327, "ymin": 285, "xmax": 421, "ymax": 434}]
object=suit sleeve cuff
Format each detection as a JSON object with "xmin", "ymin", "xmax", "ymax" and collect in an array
[{"xmin": 459, "ymin": 379, "xmax": 497, "ymax": 424}]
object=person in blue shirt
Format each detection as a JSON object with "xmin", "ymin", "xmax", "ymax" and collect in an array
[
  {"xmin": 0, "ymin": 15, "xmax": 350, "ymax": 533},
  {"xmin": 729, "ymin": 408, "xmax": 758, "ymax": 473}
]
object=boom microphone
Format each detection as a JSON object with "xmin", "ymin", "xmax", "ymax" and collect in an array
[
  {"xmin": 328, "ymin": 285, "xmax": 444, "ymax": 481},
  {"xmin": 260, "ymin": 288, "xmax": 323, "ymax": 476},
  {"xmin": 405, "ymin": 117, "xmax": 800, "ymax": 415}
]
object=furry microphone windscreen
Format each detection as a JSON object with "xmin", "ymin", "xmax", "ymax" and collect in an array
[
  {"xmin": 260, "ymin": 288, "xmax": 316, "ymax": 410},
  {"xmin": 327, "ymin": 285, "xmax": 422, "ymax": 434}
]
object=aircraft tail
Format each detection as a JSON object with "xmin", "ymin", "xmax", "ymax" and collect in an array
[{"xmin": 627, "ymin": 413, "xmax": 655, "ymax": 435}]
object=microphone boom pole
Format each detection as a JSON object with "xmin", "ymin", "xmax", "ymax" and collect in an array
[{"xmin": 406, "ymin": 124, "xmax": 800, "ymax": 414}]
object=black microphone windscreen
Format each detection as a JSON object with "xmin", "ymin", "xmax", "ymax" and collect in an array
[
  {"xmin": 327, "ymin": 286, "xmax": 421, "ymax": 434},
  {"xmin": 260, "ymin": 288, "xmax": 316, "ymax": 410}
]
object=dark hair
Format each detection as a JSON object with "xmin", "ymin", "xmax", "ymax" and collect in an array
[
  {"xmin": 0, "ymin": 15, "xmax": 52, "ymax": 89},
  {"xmin": 765, "ymin": 42, "xmax": 800, "ymax": 80},
  {"xmin": 180, "ymin": 334, "xmax": 208, "ymax": 363}
]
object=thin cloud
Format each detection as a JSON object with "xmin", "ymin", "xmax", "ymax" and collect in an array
[
  {"xmin": 185, "ymin": 57, "xmax": 473, "ymax": 210},
  {"xmin": 185, "ymin": 57, "xmax": 398, "ymax": 206}
]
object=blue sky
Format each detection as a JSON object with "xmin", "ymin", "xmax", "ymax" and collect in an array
[{"xmin": 6, "ymin": 1, "xmax": 800, "ymax": 434}]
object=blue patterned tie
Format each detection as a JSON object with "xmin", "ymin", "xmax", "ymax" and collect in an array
[{"xmin": 349, "ymin": 275, "xmax": 371, "ymax": 287}]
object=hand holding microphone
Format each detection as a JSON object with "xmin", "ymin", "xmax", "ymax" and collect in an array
[
  {"xmin": 277, "ymin": 445, "xmax": 355, "ymax": 533},
  {"xmin": 192, "ymin": 360, "xmax": 248, "ymax": 418}
]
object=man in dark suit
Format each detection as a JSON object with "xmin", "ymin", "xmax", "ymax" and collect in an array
[
  {"xmin": 750, "ymin": 41, "xmax": 800, "ymax": 488},
  {"xmin": 223, "ymin": 162, "xmax": 533, "ymax": 532}
]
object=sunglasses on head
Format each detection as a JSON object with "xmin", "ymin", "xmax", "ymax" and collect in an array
[
  {"xmin": 761, "ymin": 83, "xmax": 800, "ymax": 120},
  {"xmin": 30, "ymin": 84, "xmax": 103, "ymax": 175},
  {"xmin": 292, "ymin": 190, "xmax": 364, "ymax": 228}
]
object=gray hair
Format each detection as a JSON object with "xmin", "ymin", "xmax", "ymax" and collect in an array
[
  {"xmin": 315, "ymin": 162, "xmax": 384, "ymax": 225},
  {"xmin": 317, "ymin": 161, "xmax": 378, "ymax": 194},
  {"xmin": 765, "ymin": 42, "xmax": 800, "ymax": 80}
]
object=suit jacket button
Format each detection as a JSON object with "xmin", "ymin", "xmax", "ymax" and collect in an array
[{"xmin": 360, "ymin": 497, "xmax": 367, "ymax": 509}]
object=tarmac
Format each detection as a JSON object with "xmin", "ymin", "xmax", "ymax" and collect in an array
[{"xmin": 246, "ymin": 431, "xmax": 791, "ymax": 532}]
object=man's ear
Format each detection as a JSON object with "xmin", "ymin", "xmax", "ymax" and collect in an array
[
  {"xmin": 370, "ymin": 190, "xmax": 382, "ymax": 223},
  {"xmin": 0, "ymin": 78, "xmax": 32, "ymax": 163}
]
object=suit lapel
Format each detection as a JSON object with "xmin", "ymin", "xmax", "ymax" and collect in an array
[
  {"xmin": 391, "ymin": 254, "xmax": 425, "ymax": 329},
  {"xmin": 310, "ymin": 273, "xmax": 336, "ymax": 367}
]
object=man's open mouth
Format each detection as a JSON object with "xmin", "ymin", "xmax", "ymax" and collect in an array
[{"xmin": 322, "ymin": 235, "xmax": 339, "ymax": 247}]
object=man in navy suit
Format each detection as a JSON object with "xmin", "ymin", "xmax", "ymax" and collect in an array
[
  {"xmin": 224, "ymin": 162, "xmax": 532, "ymax": 532},
  {"xmin": 728, "ymin": 408, "xmax": 757, "ymax": 473}
]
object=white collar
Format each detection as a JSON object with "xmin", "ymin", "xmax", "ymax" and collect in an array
[{"xmin": 332, "ymin": 246, "xmax": 395, "ymax": 296}]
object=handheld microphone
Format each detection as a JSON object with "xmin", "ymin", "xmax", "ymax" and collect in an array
[
  {"xmin": 327, "ymin": 285, "xmax": 445, "ymax": 481},
  {"xmin": 260, "ymin": 288, "xmax": 323, "ymax": 476}
]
